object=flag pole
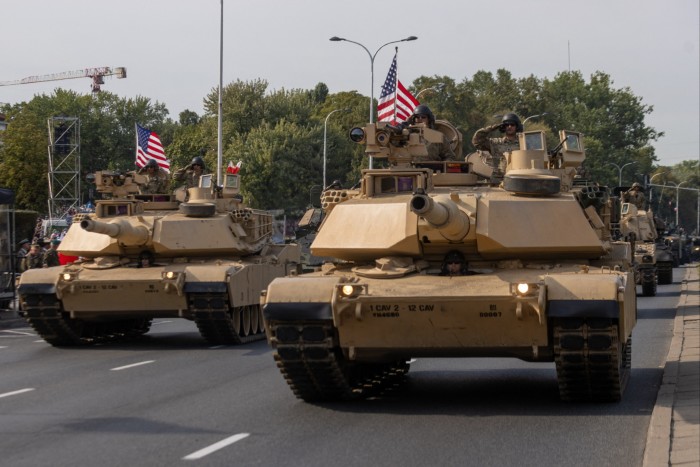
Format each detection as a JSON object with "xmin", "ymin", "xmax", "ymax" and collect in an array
[
  {"xmin": 217, "ymin": 0, "xmax": 224, "ymax": 186},
  {"xmin": 134, "ymin": 123, "xmax": 138, "ymax": 168},
  {"xmin": 393, "ymin": 47, "xmax": 399, "ymax": 123}
]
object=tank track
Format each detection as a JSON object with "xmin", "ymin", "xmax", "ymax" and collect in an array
[
  {"xmin": 657, "ymin": 262, "xmax": 673, "ymax": 285},
  {"xmin": 190, "ymin": 293, "xmax": 266, "ymax": 345},
  {"xmin": 269, "ymin": 321, "xmax": 410, "ymax": 402},
  {"xmin": 21, "ymin": 293, "xmax": 152, "ymax": 346},
  {"xmin": 553, "ymin": 318, "xmax": 631, "ymax": 402}
]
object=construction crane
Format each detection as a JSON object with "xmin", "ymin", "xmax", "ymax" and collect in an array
[{"xmin": 0, "ymin": 66, "xmax": 127, "ymax": 94}]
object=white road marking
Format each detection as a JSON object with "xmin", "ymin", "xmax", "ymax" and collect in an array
[
  {"xmin": 1, "ymin": 330, "xmax": 35, "ymax": 336},
  {"xmin": 0, "ymin": 346, "xmax": 7, "ymax": 349},
  {"xmin": 208, "ymin": 345, "xmax": 226, "ymax": 349},
  {"xmin": 0, "ymin": 388, "xmax": 35, "ymax": 399},
  {"xmin": 110, "ymin": 360, "xmax": 155, "ymax": 371},
  {"xmin": 183, "ymin": 433, "xmax": 250, "ymax": 460},
  {"xmin": 408, "ymin": 358, "xmax": 418, "ymax": 364},
  {"xmin": 34, "ymin": 340, "xmax": 47, "ymax": 343},
  {"xmin": 152, "ymin": 320, "xmax": 173, "ymax": 326}
]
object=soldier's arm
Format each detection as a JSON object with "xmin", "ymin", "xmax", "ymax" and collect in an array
[
  {"xmin": 471, "ymin": 123, "xmax": 501, "ymax": 151},
  {"xmin": 173, "ymin": 167, "xmax": 188, "ymax": 181}
]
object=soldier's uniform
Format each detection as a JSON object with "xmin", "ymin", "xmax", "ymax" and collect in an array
[
  {"xmin": 623, "ymin": 187, "xmax": 646, "ymax": 209},
  {"xmin": 414, "ymin": 133, "xmax": 456, "ymax": 162},
  {"xmin": 21, "ymin": 247, "xmax": 43, "ymax": 272},
  {"xmin": 139, "ymin": 167, "xmax": 170, "ymax": 194},
  {"xmin": 173, "ymin": 167, "xmax": 203, "ymax": 189},
  {"xmin": 43, "ymin": 247, "xmax": 60, "ymax": 268},
  {"xmin": 472, "ymin": 123, "xmax": 520, "ymax": 160}
]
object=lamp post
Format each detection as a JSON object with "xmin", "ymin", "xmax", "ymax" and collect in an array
[
  {"xmin": 607, "ymin": 161, "xmax": 637, "ymax": 186},
  {"xmin": 522, "ymin": 112, "xmax": 548, "ymax": 125},
  {"xmin": 330, "ymin": 35, "xmax": 417, "ymax": 124},
  {"xmin": 648, "ymin": 172, "xmax": 667, "ymax": 202},
  {"xmin": 668, "ymin": 181, "xmax": 689, "ymax": 229},
  {"xmin": 330, "ymin": 35, "xmax": 417, "ymax": 169},
  {"xmin": 416, "ymin": 87, "xmax": 438, "ymax": 100},
  {"xmin": 323, "ymin": 108, "xmax": 351, "ymax": 190}
]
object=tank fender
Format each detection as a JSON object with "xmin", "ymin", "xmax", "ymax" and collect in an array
[
  {"xmin": 263, "ymin": 276, "xmax": 342, "ymax": 321},
  {"xmin": 545, "ymin": 273, "xmax": 625, "ymax": 319},
  {"xmin": 17, "ymin": 268, "xmax": 61, "ymax": 295},
  {"xmin": 182, "ymin": 264, "xmax": 236, "ymax": 293}
]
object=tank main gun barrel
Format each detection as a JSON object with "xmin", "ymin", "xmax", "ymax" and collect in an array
[
  {"xmin": 81, "ymin": 218, "xmax": 150, "ymax": 245},
  {"xmin": 410, "ymin": 192, "xmax": 471, "ymax": 241}
]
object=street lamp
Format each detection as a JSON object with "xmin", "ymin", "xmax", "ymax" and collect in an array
[
  {"xmin": 648, "ymin": 172, "xmax": 667, "ymax": 202},
  {"xmin": 323, "ymin": 108, "xmax": 351, "ymax": 190},
  {"xmin": 416, "ymin": 87, "xmax": 438, "ymax": 100},
  {"xmin": 668, "ymin": 181, "xmax": 689, "ymax": 229},
  {"xmin": 330, "ymin": 35, "xmax": 417, "ymax": 125},
  {"xmin": 522, "ymin": 113, "xmax": 548, "ymax": 125},
  {"xmin": 607, "ymin": 161, "xmax": 637, "ymax": 186}
]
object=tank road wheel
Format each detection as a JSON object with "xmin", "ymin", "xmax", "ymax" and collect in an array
[
  {"xmin": 191, "ymin": 293, "xmax": 265, "ymax": 345},
  {"xmin": 250, "ymin": 305, "xmax": 260, "ymax": 334},
  {"xmin": 241, "ymin": 305, "xmax": 251, "ymax": 336},
  {"xmin": 269, "ymin": 321, "xmax": 411, "ymax": 402},
  {"xmin": 553, "ymin": 318, "xmax": 631, "ymax": 402}
]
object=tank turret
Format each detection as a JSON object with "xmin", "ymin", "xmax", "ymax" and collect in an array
[{"xmin": 263, "ymin": 120, "xmax": 636, "ymax": 404}]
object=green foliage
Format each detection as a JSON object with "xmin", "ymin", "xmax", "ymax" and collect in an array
[{"xmin": 1, "ymin": 69, "xmax": 696, "ymax": 231}]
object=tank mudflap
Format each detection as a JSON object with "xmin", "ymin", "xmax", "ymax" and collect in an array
[
  {"xmin": 21, "ymin": 293, "xmax": 152, "ymax": 346},
  {"xmin": 190, "ymin": 292, "xmax": 266, "ymax": 345},
  {"xmin": 657, "ymin": 262, "xmax": 673, "ymax": 285},
  {"xmin": 269, "ymin": 320, "xmax": 410, "ymax": 401},
  {"xmin": 553, "ymin": 318, "xmax": 631, "ymax": 402}
]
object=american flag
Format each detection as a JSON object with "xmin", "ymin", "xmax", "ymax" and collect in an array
[
  {"xmin": 377, "ymin": 51, "xmax": 419, "ymax": 123},
  {"xmin": 135, "ymin": 124, "xmax": 170, "ymax": 172}
]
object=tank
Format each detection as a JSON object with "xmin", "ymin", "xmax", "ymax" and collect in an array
[
  {"xmin": 17, "ymin": 170, "xmax": 300, "ymax": 346},
  {"xmin": 262, "ymin": 121, "xmax": 636, "ymax": 403},
  {"xmin": 617, "ymin": 196, "xmax": 660, "ymax": 294}
]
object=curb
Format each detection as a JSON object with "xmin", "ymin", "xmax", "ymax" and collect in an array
[{"xmin": 642, "ymin": 266, "xmax": 697, "ymax": 467}]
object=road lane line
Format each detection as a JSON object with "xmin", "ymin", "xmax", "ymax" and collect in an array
[
  {"xmin": 110, "ymin": 360, "xmax": 155, "ymax": 371},
  {"xmin": 0, "ymin": 346, "xmax": 7, "ymax": 349},
  {"xmin": 152, "ymin": 320, "xmax": 173, "ymax": 326},
  {"xmin": 0, "ymin": 388, "xmax": 35, "ymax": 398},
  {"xmin": 1, "ymin": 330, "xmax": 35, "ymax": 336},
  {"xmin": 183, "ymin": 433, "xmax": 250, "ymax": 460}
]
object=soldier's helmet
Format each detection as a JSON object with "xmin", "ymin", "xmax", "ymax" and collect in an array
[
  {"xmin": 190, "ymin": 156, "xmax": 205, "ymax": 169},
  {"xmin": 441, "ymin": 250, "xmax": 467, "ymax": 275},
  {"xmin": 410, "ymin": 105, "xmax": 436, "ymax": 128},
  {"xmin": 145, "ymin": 159, "xmax": 159, "ymax": 169},
  {"xmin": 631, "ymin": 182, "xmax": 643, "ymax": 191},
  {"xmin": 501, "ymin": 113, "xmax": 523, "ymax": 132}
]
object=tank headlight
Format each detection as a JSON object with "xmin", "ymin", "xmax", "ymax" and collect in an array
[
  {"xmin": 162, "ymin": 271, "xmax": 181, "ymax": 280},
  {"xmin": 512, "ymin": 282, "xmax": 540, "ymax": 297},
  {"xmin": 62, "ymin": 272, "xmax": 74, "ymax": 281},
  {"xmin": 338, "ymin": 283, "xmax": 365, "ymax": 299},
  {"xmin": 642, "ymin": 255, "xmax": 654, "ymax": 263}
]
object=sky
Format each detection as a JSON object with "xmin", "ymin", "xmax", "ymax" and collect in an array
[{"xmin": 1, "ymin": 0, "xmax": 698, "ymax": 168}]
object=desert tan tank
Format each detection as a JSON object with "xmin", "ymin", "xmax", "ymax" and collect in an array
[
  {"xmin": 18, "ymin": 170, "xmax": 300, "ymax": 346},
  {"xmin": 262, "ymin": 121, "xmax": 636, "ymax": 403},
  {"xmin": 618, "ymin": 199, "xmax": 660, "ymax": 295}
]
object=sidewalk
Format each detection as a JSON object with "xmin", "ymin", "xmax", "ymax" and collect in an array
[{"xmin": 644, "ymin": 264, "xmax": 700, "ymax": 467}]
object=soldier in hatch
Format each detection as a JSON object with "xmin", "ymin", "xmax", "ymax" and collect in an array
[
  {"xmin": 173, "ymin": 156, "xmax": 208, "ymax": 189},
  {"xmin": 408, "ymin": 105, "xmax": 455, "ymax": 161},
  {"xmin": 622, "ymin": 182, "xmax": 646, "ymax": 209},
  {"xmin": 471, "ymin": 113, "xmax": 523, "ymax": 173},
  {"xmin": 138, "ymin": 158, "xmax": 170, "ymax": 194}
]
